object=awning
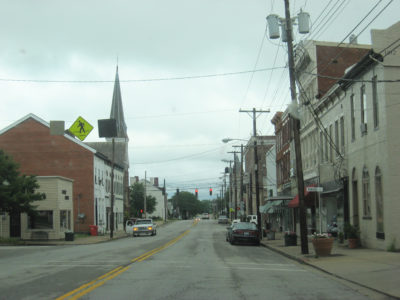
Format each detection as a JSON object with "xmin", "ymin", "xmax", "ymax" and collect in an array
[
  {"xmin": 260, "ymin": 200, "xmax": 283, "ymax": 213},
  {"xmin": 288, "ymin": 185, "xmax": 317, "ymax": 208}
]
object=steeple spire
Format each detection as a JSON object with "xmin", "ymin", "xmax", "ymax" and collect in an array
[{"xmin": 109, "ymin": 66, "xmax": 128, "ymax": 141}]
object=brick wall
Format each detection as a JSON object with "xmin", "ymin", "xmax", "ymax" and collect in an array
[{"xmin": 0, "ymin": 117, "xmax": 95, "ymax": 233}]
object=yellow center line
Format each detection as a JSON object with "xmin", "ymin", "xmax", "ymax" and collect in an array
[{"xmin": 56, "ymin": 227, "xmax": 193, "ymax": 300}]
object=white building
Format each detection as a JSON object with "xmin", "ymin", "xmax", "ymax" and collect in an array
[
  {"xmin": 94, "ymin": 153, "xmax": 124, "ymax": 234},
  {"xmin": 316, "ymin": 21, "xmax": 400, "ymax": 250}
]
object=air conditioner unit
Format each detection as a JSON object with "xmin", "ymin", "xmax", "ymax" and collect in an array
[{"xmin": 360, "ymin": 123, "xmax": 367, "ymax": 134}]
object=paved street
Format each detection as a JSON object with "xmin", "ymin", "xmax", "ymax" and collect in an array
[{"xmin": 1, "ymin": 220, "xmax": 391, "ymax": 300}]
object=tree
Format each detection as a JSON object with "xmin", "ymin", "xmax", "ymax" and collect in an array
[
  {"xmin": 170, "ymin": 191, "xmax": 207, "ymax": 219},
  {"xmin": 0, "ymin": 150, "xmax": 46, "ymax": 215},
  {"xmin": 129, "ymin": 182, "xmax": 157, "ymax": 217}
]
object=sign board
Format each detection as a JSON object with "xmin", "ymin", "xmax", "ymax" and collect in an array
[
  {"xmin": 69, "ymin": 116, "xmax": 93, "ymax": 141},
  {"xmin": 306, "ymin": 186, "xmax": 323, "ymax": 192},
  {"xmin": 98, "ymin": 118, "xmax": 117, "ymax": 138}
]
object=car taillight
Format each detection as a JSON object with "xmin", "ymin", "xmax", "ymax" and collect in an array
[{"xmin": 234, "ymin": 230, "xmax": 244, "ymax": 234}]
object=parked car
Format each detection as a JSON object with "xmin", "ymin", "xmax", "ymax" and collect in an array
[
  {"xmin": 132, "ymin": 219, "xmax": 157, "ymax": 237},
  {"xmin": 226, "ymin": 222, "xmax": 260, "ymax": 245},
  {"xmin": 218, "ymin": 215, "xmax": 229, "ymax": 224},
  {"xmin": 246, "ymin": 214, "xmax": 257, "ymax": 225},
  {"xmin": 202, "ymin": 213, "xmax": 210, "ymax": 219}
]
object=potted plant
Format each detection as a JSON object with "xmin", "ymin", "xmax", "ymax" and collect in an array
[
  {"xmin": 338, "ymin": 231, "xmax": 344, "ymax": 244},
  {"xmin": 284, "ymin": 231, "xmax": 297, "ymax": 246},
  {"xmin": 344, "ymin": 223, "xmax": 360, "ymax": 248},
  {"xmin": 311, "ymin": 232, "xmax": 334, "ymax": 256}
]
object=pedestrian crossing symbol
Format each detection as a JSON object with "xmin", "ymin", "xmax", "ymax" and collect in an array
[{"xmin": 69, "ymin": 116, "xmax": 93, "ymax": 141}]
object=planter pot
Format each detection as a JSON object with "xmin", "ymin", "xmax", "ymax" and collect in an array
[
  {"xmin": 312, "ymin": 238, "xmax": 334, "ymax": 256},
  {"xmin": 267, "ymin": 231, "xmax": 276, "ymax": 240},
  {"xmin": 348, "ymin": 238, "xmax": 359, "ymax": 249},
  {"xmin": 284, "ymin": 235, "xmax": 297, "ymax": 246}
]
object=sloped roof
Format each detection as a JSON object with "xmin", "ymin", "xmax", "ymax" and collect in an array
[
  {"xmin": 0, "ymin": 113, "xmax": 96, "ymax": 153},
  {"xmin": 85, "ymin": 141, "xmax": 129, "ymax": 169}
]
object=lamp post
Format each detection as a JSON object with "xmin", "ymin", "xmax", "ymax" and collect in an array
[{"xmin": 266, "ymin": 0, "xmax": 310, "ymax": 254}]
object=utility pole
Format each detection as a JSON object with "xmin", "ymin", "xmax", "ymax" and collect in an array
[
  {"xmin": 144, "ymin": 171, "xmax": 147, "ymax": 218},
  {"xmin": 233, "ymin": 144, "xmax": 245, "ymax": 218},
  {"xmin": 228, "ymin": 161, "xmax": 232, "ymax": 220},
  {"xmin": 239, "ymin": 108, "xmax": 270, "ymax": 239},
  {"xmin": 228, "ymin": 151, "xmax": 240, "ymax": 219},
  {"xmin": 163, "ymin": 178, "xmax": 167, "ymax": 222},
  {"xmin": 110, "ymin": 138, "xmax": 115, "ymax": 239},
  {"xmin": 284, "ymin": 0, "xmax": 308, "ymax": 254}
]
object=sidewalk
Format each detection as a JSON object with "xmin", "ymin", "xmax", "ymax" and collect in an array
[
  {"xmin": 4, "ymin": 221, "xmax": 169, "ymax": 246},
  {"xmin": 261, "ymin": 232, "xmax": 400, "ymax": 299}
]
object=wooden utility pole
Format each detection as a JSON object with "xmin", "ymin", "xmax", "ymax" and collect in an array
[
  {"xmin": 110, "ymin": 138, "xmax": 115, "ymax": 239},
  {"xmin": 284, "ymin": 0, "xmax": 308, "ymax": 254},
  {"xmin": 228, "ymin": 151, "xmax": 240, "ymax": 219},
  {"xmin": 144, "ymin": 171, "xmax": 147, "ymax": 218},
  {"xmin": 239, "ymin": 108, "xmax": 270, "ymax": 239}
]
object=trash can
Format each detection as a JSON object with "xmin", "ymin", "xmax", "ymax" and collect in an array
[
  {"xmin": 89, "ymin": 225, "xmax": 98, "ymax": 236},
  {"xmin": 65, "ymin": 232, "xmax": 74, "ymax": 241}
]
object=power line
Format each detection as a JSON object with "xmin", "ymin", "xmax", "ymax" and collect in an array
[{"xmin": 0, "ymin": 66, "xmax": 286, "ymax": 84}]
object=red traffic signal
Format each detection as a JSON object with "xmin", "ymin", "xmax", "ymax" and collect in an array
[
  {"xmin": 209, "ymin": 188, "xmax": 212, "ymax": 196},
  {"xmin": 140, "ymin": 209, "xmax": 143, "ymax": 213},
  {"xmin": 195, "ymin": 188, "xmax": 198, "ymax": 197}
]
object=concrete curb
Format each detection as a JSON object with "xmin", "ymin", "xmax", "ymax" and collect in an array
[{"xmin": 260, "ymin": 242, "xmax": 400, "ymax": 300}]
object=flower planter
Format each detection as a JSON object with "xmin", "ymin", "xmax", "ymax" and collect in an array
[
  {"xmin": 348, "ymin": 238, "xmax": 359, "ymax": 249},
  {"xmin": 312, "ymin": 238, "xmax": 334, "ymax": 256},
  {"xmin": 284, "ymin": 234, "xmax": 297, "ymax": 246}
]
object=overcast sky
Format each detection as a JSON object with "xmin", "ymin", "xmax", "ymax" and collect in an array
[{"xmin": 1, "ymin": 0, "xmax": 399, "ymax": 199}]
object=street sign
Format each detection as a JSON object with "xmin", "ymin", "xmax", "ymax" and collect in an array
[
  {"xmin": 69, "ymin": 116, "xmax": 93, "ymax": 141},
  {"xmin": 306, "ymin": 186, "xmax": 323, "ymax": 192}
]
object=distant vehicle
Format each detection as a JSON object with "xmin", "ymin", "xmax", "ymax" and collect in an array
[
  {"xmin": 218, "ymin": 215, "xmax": 229, "ymax": 224},
  {"xmin": 232, "ymin": 219, "xmax": 241, "ymax": 225},
  {"xmin": 202, "ymin": 213, "xmax": 209, "ymax": 219},
  {"xmin": 246, "ymin": 215, "xmax": 257, "ymax": 225},
  {"xmin": 125, "ymin": 218, "xmax": 137, "ymax": 234},
  {"xmin": 226, "ymin": 222, "xmax": 260, "ymax": 245},
  {"xmin": 132, "ymin": 219, "xmax": 157, "ymax": 237}
]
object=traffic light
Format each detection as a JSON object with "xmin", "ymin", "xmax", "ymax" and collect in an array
[
  {"xmin": 195, "ymin": 188, "xmax": 198, "ymax": 197},
  {"xmin": 140, "ymin": 209, "xmax": 143, "ymax": 214},
  {"xmin": 176, "ymin": 188, "xmax": 179, "ymax": 195},
  {"xmin": 209, "ymin": 188, "xmax": 212, "ymax": 196}
]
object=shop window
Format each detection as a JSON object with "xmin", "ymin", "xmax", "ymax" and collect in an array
[{"xmin": 28, "ymin": 211, "xmax": 53, "ymax": 229}]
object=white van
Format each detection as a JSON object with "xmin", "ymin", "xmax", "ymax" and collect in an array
[{"xmin": 247, "ymin": 215, "xmax": 257, "ymax": 225}]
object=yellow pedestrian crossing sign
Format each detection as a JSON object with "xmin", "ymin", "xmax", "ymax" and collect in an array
[{"xmin": 69, "ymin": 116, "xmax": 93, "ymax": 141}]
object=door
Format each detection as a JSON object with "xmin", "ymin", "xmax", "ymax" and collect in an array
[{"xmin": 10, "ymin": 213, "xmax": 21, "ymax": 238}]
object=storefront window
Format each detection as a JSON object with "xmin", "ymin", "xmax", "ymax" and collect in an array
[{"xmin": 28, "ymin": 211, "xmax": 53, "ymax": 229}]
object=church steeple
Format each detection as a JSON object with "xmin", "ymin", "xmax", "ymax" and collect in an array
[{"xmin": 109, "ymin": 66, "xmax": 128, "ymax": 141}]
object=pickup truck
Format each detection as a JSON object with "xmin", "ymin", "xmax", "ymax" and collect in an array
[{"xmin": 132, "ymin": 219, "xmax": 157, "ymax": 237}]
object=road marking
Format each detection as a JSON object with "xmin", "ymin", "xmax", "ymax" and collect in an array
[{"xmin": 56, "ymin": 229, "xmax": 191, "ymax": 300}]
